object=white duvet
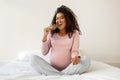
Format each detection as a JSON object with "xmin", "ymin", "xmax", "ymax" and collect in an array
[
  {"xmin": 0, "ymin": 51, "xmax": 120, "ymax": 80},
  {"xmin": 0, "ymin": 59, "xmax": 120, "ymax": 80}
]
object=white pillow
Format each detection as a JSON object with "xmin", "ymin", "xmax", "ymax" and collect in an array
[{"xmin": 17, "ymin": 50, "xmax": 50, "ymax": 62}]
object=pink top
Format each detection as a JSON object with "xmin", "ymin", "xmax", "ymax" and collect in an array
[{"xmin": 41, "ymin": 30, "xmax": 80, "ymax": 70}]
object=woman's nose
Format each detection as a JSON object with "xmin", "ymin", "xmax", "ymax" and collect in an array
[{"xmin": 57, "ymin": 19, "xmax": 61, "ymax": 23}]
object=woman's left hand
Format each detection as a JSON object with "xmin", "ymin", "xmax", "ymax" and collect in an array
[{"xmin": 71, "ymin": 56, "xmax": 80, "ymax": 65}]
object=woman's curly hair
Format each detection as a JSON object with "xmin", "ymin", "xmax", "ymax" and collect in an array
[{"xmin": 51, "ymin": 5, "xmax": 81, "ymax": 38}]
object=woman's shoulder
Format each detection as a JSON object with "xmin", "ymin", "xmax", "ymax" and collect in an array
[
  {"xmin": 73, "ymin": 30, "xmax": 80, "ymax": 36},
  {"xmin": 49, "ymin": 32, "xmax": 58, "ymax": 38},
  {"xmin": 69, "ymin": 30, "xmax": 80, "ymax": 38}
]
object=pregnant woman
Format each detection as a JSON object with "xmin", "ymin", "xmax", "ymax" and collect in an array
[{"xmin": 30, "ymin": 5, "xmax": 90, "ymax": 75}]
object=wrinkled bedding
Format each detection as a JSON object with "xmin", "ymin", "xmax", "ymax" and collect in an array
[{"xmin": 0, "ymin": 59, "xmax": 120, "ymax": 80}]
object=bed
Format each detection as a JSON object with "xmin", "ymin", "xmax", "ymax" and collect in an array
[{"xmin": 0, "ymin": 51, "xmax": 120, "ymax": 80}]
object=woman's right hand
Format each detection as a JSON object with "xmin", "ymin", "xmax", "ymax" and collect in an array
[
  {"xmin": 42, "ymin": 24, "xmax": 58, "ymax": 42},
  {"xmin": 44, "ymin": 26, "xmax": 51, "ymax": 36}
]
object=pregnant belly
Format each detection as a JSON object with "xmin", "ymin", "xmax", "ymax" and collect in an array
[{"xmin": 50, "ymin": 53, "xmax": 71, "ymax": 71}]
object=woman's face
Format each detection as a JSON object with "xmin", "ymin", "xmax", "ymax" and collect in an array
[{"xmin": 56, "ymin": 12, "xmax": 67, "ymax": 31}]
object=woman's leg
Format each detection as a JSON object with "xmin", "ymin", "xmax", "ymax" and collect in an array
[
  {"xmin": 30, "ymin": 55, "xmax": 63, "ymax": 75},
  {"xmin": 61, "ymin": 56, "xmax": 90, "ymax": 75}
]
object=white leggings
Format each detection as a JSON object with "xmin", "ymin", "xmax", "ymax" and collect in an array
[{"xmin": 30, "ymin": 55, "xmax": 90, "ymax": 75}]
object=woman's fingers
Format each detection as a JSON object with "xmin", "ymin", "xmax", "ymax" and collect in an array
[
  {"xmin": 50, "ymin": 24, "xmax": 59, "ymax": 30},
  {"xmin": 71, "ymin": 56, "xmax": 80, "ymax": 65},
  {"xmin": 44, "ymin": 26, "xmax": 51, "ymax": 35}
]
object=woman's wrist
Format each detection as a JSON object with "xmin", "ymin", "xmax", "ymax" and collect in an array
[{"xmin": 42, "ymin": 35, "xmax": 47, "ymax": 42}]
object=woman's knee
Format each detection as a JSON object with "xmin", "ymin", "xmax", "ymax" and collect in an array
[
  {"xmin": 80, "ymin": 56, "xmax": 91, "ymax": 67},
  {"xmin": 30, "ymin": 55, "xmax": 41, "ymax": 64}
]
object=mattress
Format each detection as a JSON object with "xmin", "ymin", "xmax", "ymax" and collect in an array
[{"xmin": 0, "ymin": 59, "xmax": 120, "ymax": 80}]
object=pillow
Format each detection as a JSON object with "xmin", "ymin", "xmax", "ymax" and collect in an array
[{"xmin": 17, "ymin": 50, "xmax": 50, "ymax": 62}]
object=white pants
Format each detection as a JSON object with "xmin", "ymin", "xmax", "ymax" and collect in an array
[{"xmin": 30, "ymin": 55, "xmax": 90, "ymax": 75}]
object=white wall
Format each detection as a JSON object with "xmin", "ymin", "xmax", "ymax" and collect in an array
[{"xmin": 0, "ymin": 0, "xmax": 120, "ymax": 67}]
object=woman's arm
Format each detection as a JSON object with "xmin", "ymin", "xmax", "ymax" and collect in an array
[
  {"xmin": 71, "ymin": 30, "xmax": 80, "ymax": 65},
  {"xmin": 41, "ymin": 27, "xmax": 51, "ymax": 55}
]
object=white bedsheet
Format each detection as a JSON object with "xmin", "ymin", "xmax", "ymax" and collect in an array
[{"xmin": 0, "ymin": 60, "xmax": 120, "ymax": 80}]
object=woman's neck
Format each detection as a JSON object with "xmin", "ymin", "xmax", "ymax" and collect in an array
[{"xmin": 58, "ymin": 30, "xmax": 66, "ymax": 36}]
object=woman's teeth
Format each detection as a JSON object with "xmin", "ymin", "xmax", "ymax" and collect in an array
[{"xmin": 59, "ymin": 24, "xmax": 62, "ymax": 26}]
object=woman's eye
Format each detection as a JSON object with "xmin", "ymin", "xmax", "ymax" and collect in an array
[
  {"xmin": 61, "ymin": 17, "xmax": 64, "ymax": 19},
  {"xmin": 56, "ymin": 17, "xmax": 65, "ymax": 21}
]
